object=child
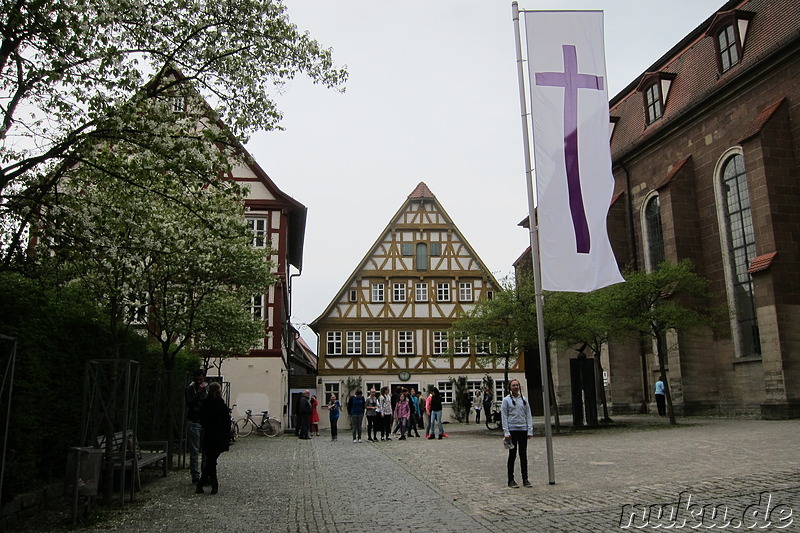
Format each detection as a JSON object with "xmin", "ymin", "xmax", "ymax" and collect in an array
[{"xmin": 394, "ymin": 393, "xmax": 411, "ymax": 440}]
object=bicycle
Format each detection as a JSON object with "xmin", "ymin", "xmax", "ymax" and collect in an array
[
  {"xmin": 229, "ymin": 404, "xmax": 238, "ymax": 444},
  {"xmin": 235, "ymin": 409, "xmax": 283, "ymax": 437},
  {"xmin": 485, "ymin": 404, "xmax": 503, "ymax": 431}
]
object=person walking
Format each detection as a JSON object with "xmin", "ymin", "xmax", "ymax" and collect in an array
[
  {"xmin": 472, "ymin": 388, "xmax": 483, "ymax": 424},
  {"xmin": 195, "ymin": 382, "xmax": 230, "ymax": 495},
  {"xmin": 501, "ymin": 379, "xmax": 534, "ymax": 488},
  {"xmin": 328, "ymin": 394, "xmax": 341, "ymax": 441},
  {"xmin": 379, "ymin": 386, "xmax": 393, "ymax": 441},
  {"xmin": 297, "ymin": 389, "xmax": 312, "ymax": 440},
  {"xmin": 349, "ymin": 389, "xmax": 365, "ymax": 443},
  {"xmin": 310, "ymin": 394, "xmax": 320, "ymax": 436},
  {"xmin": 424, "ymin": 390, "xmax": 433, "ymax": 438},
  {"xmin": 365, "ymin": 389, "xmax": 379, "ymax": 441},
  {"xmin": 185, "ymin": 369, "xmax": 207, "ymax": 484},
  {"xmin": 394, "ymin": 392, "xmax": 411, "ymax": 440},
  {"xmin": 428, "ymin": 388, "xmax": 444, "ymax": 439},
  {"xmin": 654, "ymin": 377, "xmax": 667, "ymax": 417}
]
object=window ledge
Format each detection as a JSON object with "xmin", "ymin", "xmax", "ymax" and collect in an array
[{"xmin": 733, "ymin": 355, "xmax": 762, "ymax": 365}]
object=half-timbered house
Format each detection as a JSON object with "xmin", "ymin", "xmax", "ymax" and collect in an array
[{"xmin": 311, "ymin": 183, "xmax": 525, "ymax": 425}]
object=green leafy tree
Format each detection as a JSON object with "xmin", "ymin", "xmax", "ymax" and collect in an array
[
  {"xmin": 450, "ymin": 276, "xmax": 531, "ymax": 387},
  {"xmin": 605, "ymin": 260, "xmax": 720, "ymax": 425},
  {"xmin": 0, "ymin": 0, "xmax": 347, "ymax": 265}
]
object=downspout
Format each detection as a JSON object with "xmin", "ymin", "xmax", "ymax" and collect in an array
[{"xmin": 620, "ymin": 160, "xmax": 650, "ymax": 414}]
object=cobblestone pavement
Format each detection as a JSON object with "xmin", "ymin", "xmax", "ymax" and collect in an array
[{"xmin": 24, "ymin": 416, "xmax": 800, "ymax": 532}]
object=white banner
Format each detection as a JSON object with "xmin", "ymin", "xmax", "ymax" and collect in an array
[{"xmin": 524, "ymin": 10, "xmax": 623, "ymax": 292}]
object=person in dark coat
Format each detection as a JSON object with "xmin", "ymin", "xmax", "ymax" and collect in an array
[
  {"xmin": 297, "ymin": 389, "xmax": 312, "ymax": 440},
  {"xmin": 196, "ymin": 382, "xmax": 230, "ymax": 495}
]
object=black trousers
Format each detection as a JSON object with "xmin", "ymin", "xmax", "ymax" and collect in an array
[
  {"xmin": 366, "ymin": 416, "xmax": 378, "ymax": 439},
  {"xmin": 330, "ymin": 417, "xmax": 338, "ymax": 439},
  {"xmin": 507, "ymin": 430, "xmax": 529, "ymax": 483},
  {"xmin": 656, "ymin": 394, "xmax": 666, "ymax": 416}
]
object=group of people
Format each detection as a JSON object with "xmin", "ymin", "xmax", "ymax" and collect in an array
[
  {"xmin": 187, "ymin": 370, "xmax": 536, "ymax": 491},
  {"xmin": 185, "ymin": 369, "xmax": 231, "ymax": 495}
]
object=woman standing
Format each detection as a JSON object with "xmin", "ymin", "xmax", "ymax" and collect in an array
[
  {"xmin": 310, "ymin": 394, "xmax": 320, "ymax": 436},
  {"xmin": 501, "ymin": 378, "xmax": 533, "ymax": 488},
  {"xmin": 379, "ymin": 386, "xmax": 393, "ymax": 441},
  {"xmin": 428, "ymin": 388, "xmax": 444, "ymax": 439},
  {"xmin": 196, "ymin": 382, "xmax": 229, "ymax": 495},
  {"xmin": 364, "ymin": 389, "xmax": 379, "ymax": 442},
  {"xmin": 328, "ymin": 394, "xmax": 341, "ymax": 441}
]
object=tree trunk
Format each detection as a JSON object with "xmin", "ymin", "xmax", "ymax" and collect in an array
[
  {"xmin": 654, "ymin": 329, "xmax": 677, "ymax": 425},
  {"xmin": 593, "ymin": 354, "xmax": 612, "ymax": 423}
]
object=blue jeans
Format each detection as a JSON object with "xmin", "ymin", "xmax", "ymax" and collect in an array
[
  {"xmin": 187, "ymin": 421, "xmax": 203, "ymax": 481},
  {"xmin": 430, "ymin": 410, "xmax": 443, "ymax": 436}
]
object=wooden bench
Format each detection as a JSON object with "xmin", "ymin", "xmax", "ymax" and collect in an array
[{"xmin": 96, "ymin": 431, "xmax": 168, "ymax": 501}]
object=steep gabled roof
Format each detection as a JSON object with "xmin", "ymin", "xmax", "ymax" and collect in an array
[
  {"xmin": 150, "ymin": 65, "xmax": 307, "ymax": 271},
  {"xmin": 310, "ymin": 182, "xmax": 500, "ymax": 329}
]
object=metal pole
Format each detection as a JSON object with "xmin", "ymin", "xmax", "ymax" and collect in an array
[{"xmin": 512, "ymin": 1, "xmax": 555, "ymax": 485}]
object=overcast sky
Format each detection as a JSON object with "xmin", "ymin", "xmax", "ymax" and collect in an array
[{"xmin": 245, "ymin": 0, "xmax": 723, "ymax": 349}]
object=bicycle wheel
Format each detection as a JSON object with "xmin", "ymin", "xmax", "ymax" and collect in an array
[
  {"xmin": 235, "ymin": 418, "xmax": 253, "ymax": 437},
  {"xmin": 263, "ymin": 418, "xmax": 281, "ymax": 437},
  {"xmin": 486, "ymin": 412, "xmax": 501, "ymax": 431}
]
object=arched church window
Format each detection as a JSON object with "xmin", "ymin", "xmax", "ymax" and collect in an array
[
  {"xmin": 715, "ymin": 150, "xmax": 761, "ymax": 357},
  {"xmin": 642, "ymin": 193, "xmax": 665, "ymax": 271}
]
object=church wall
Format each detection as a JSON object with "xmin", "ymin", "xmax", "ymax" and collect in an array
[{"xmin": 606, "ymin": 5, "xmax": 800, "ymax": 417}]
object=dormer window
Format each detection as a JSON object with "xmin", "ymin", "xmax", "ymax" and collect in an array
[
  {"xmin": 645, "ymin": 84, "xmax": 662, "ymax": 124},
  {"xmin": 706, "ymin": 10, "xmax": 754, "ymax": 74},
  {"xmin": 637, "ymin": 72, "xmax": 676, "ymax": 126}
]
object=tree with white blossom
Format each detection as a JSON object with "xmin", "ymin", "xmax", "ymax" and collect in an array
[{"xmin": 0, "ymin": 0, "xmax": 347, "ymax": 265}]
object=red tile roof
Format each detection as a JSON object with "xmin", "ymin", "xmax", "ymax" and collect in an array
[
  {"xmin": 739, "ymin": 98, "xmax": 786, "ymax": 143},
  {"xmin": 408, "ymin": 182, "xmax": 435, "ymax": 199},
  {"xmin": 610, "ymin": 0, "xmax": 800, "ymax": 159},
  {"xmin": 748, "ymin": 251, "xmax": 777, "ymax": 274},
  {"xmin": 656, "ymin": 156, "xmax": 693, "ymax": 190}
]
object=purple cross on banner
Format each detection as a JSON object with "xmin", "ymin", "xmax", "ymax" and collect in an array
[{"xmin": 535, "ymin": 44, "xmax": 604, "ymax": 254}]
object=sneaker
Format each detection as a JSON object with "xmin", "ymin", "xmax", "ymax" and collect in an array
[
  {"xmin": 426, "ymin": 435, "xmax": 432, "ymax": 439},
  {"xmin": 437, "ymin": 435, "xmax": 443, "ymax": 439},
  {"xmin": 380, "ymin": 437, "xmax": 385, "ymax": 441},
  {"xmin": 357, "ymin": 439, "xmax": 362, "ymax": 443},
  {"xmin": 386, "ymin": 437, "xmax": 392, "ymax": 441},
  {"xmin": 523, "ymin": 480, "xmax": 533, "ymax": 488},
  {"xmin": 399, "ymin": 436, "xmax": 406, "ymax": 440},
  {"xmin": 442, "ymin": 433, "xmax": 449, "ymax": 438},
  {"xmin": 353, "ymin": 439, "xmax": 357, "ymax": 443},
  {"xmin": 508, "ymin": 480, "xmax": 519, "ymax": 489}
]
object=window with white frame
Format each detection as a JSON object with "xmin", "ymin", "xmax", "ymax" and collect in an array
[
  {"xmin": 247, "ymin": 218, "xmax": 269, "ymax": 248},
  {"xmin": 327, "ymin": 331, "xmax": 342, "ymax": 355},
  {"xmin": 348, "ymin": 289, "xmax": 358, "ymax": 302},
  {"xmin": 454, "ymin": 334, "xmax": 470, "ymax": 355},
  {"xmin": 371, "ymin": 283, "xmax": 384, "ymax": 303},
  {"xmin": 467, "ymin": 380, "xmax": 482, "ymax": 399},
  {"xmin": 346, "ymin": 331, "xmax": 362, "ymax": 355},
  {"xmin": 437, "ymin": 282, "xmax": 450, "ymax": 302},
  {"xmin": 415, "ymin": 282, "xmax": 428, "ymax": 302},
  {"xmin": 171, "ymin": 95, "xmax": 185, "ymax": 113},
  {"xmin": 324, "ymin": 382, "xmax": 340, "ymax": 404},
  {"xmin": 494, "ymin": 381, "xmax": 507, "ymax": 404},
  {"xmin": 365, "ymin": 382, "xmax": 382, "ymax": 394},
  {"xmin": 366, "ymin": 331, "xmax": 382, "ymax": 355},
  {"xmin": 402, "ymin": 243, "xmax": 413, "ymax": 256},
  {"xmin": 398, "ymin": 331, "xmax": 414, "ymax": 355},
  {"xmin": 437, "ymin": 381, "xmax": 454, "ymax": 403},
  {"xmin": 393, "ymin": 283, "xmax": 406, "ymax": 302},
  {"xmin": 249, "ymin": 294, "xmax": 264, "ymax": 320},
  {"xmin": 459, "ymin": 282, "xmax": 473, "ymax": 302},
  {"xmin": 476, "ymin": 337, "xmax": 491, "ymax": 355},
  {"xmin": 433, "ymin": 331, "xmax": 448, "ymax": 355}
]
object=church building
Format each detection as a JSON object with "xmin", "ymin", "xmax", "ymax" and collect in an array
[
  {"xmin": 546, "ymin": 0, "xmax": 800, "ymax": 418},
  {"xmin": 311, "ymin": 183, "xmax": 524, "ymax": 425}
]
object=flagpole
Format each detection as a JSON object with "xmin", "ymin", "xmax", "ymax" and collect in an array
[{"xmin": 512, "ymin": 1, "xmax": 555, "ymax": 485}]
